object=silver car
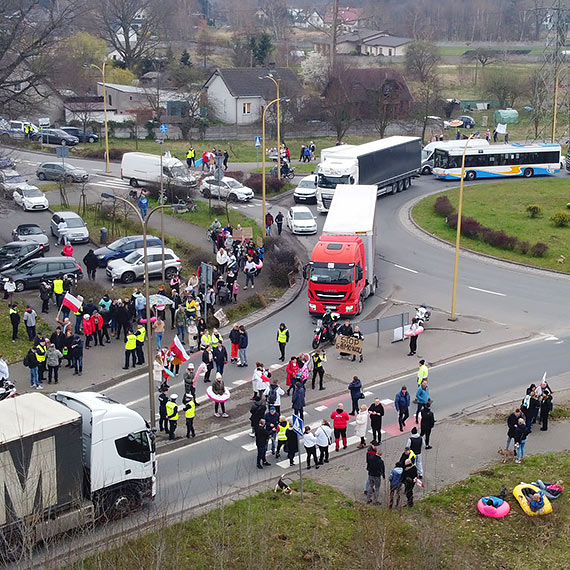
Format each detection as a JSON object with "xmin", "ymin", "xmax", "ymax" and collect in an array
[
  {"xmin": 106, "ymin": 247, "xmax": 181, "ymax": 284},
  {"xmin": 50, "ymin": 211, "xmax": 90, "ymax": 244},
  {"xmin": 199, "ymin": 176, "xmax": 254, "ymax": 202},
  {"xmin": 37, "ymin": 162, "xmax": 89, "ymax": 183},
  {"xmin": 12, "ymin": 223, "xmax": 50, "ymax": 251}
]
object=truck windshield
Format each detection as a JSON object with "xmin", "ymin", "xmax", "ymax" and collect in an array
[
  {"xmin": 310, "ymin": 265, "xmax": 353, "ymax": 284},
  {"xmin": 317, "ymin": 173, "xmax": 351, "ymax": 189}
]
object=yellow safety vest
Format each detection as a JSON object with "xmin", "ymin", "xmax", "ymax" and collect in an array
[
  {"xmin": 184, "ymin": 400, "xmax": 195, "ymax": 419},
  {"xmin": 417, "ymin": 365, "xmax": 428, "ymax": 385},
  {"xmin": 186, "ymin": 149, "xmax": 194, "ymax": 159},
  {"xmin": 166, "ymin": 400, "xmax": 178, "ymax": 420},
  {"xmin": 211, "ymin": 333, "xmax": 221, "ymax": 347},
  {"xmin": 125, "ymin": 333, "xmax": 137, "ymax": 350},
  {"xmin": 53, "ymin": 279, "xmax": 63, "ymax": 294},
  {"xmin": 186, "ymin": 300, "xmax": 197, "ymax": 312},
  {"xmin": 277, "ymin": 422, "xmax": 289, "ymax": 441},
  {"xmin": 36, "ymin": 345, "xmax": 46, "ymax": 362},
  {"xmin": 277, "ymin": 328, "xmax": 288, "ymax": 343},
  {"xmin": 201, "ymin": 334, "xmax": 211, "ymax": 347},
  {"xmin": 136, "ymin": 327, "xmax": 146, "ymax": 343},
  {"xmin": 9, "ymin": 307, "xmax": 17, "ymax": 316}
]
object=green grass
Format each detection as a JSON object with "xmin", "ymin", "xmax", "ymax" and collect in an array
[
  {"xmin": 412, "ymin": 178, "xmax": 570, "ymax": 271},
  {"xmin": 0, "ymin": 300, "xmax": 53, "ymax": 363},
  {"xmin": 224, "ymin": 287, "xmax": 286, "ymax": 322},
  {"xmin": 69, "ymin": 453, "xmax": 570, "ymax": 570}
]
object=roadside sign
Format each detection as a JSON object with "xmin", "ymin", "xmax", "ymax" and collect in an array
[
  {"xmin": 200, "ymin": 262, "xmax": 213, "ymax": 287},
  {"xmin": 292, "ymin": 414, "xmax": 304, "ymax": 436},
  {"xmin": 214, "ymin": 155, "xmax": 224, "ymax": 182},
  {"xmin": 56, "ymin": 147, "xmax": 69, "ymax": 158},
  {"xmin": 160, "ymin": 123, "xmax": 168, "ymax": 133},
  {"xmin": 38, "ymin": 117, "xmax": 50, "ymax": 128},
  {"xmin": 254, "ymin": 136, "xmax": 261, "ymax": 148}
]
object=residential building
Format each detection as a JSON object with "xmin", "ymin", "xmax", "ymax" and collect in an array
[{"xmin": 360, "ymin": 36, "xmax": 412, "ymax": 57}]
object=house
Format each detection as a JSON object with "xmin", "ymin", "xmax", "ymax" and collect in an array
[
  {"xmin": 336, "ymin": 29, "xmax": 387, "ymax": 54},
  {"xmin": 324, "ymin": 6, "xmax": 363, "ymax": 31},
  {"xmin": 203, "ymin": 68, "xmax": 304, "ymax": 126},
  {"xmin": 322, "ymin": 67, "xmax": 413, "ymax": 120},
  {"xmin": 360, "ymin": 36, "xmax": 412, "ymax": 57},
  {"xmin": 288, "ymin": 8, "xmax": 325, "ymax": 29}
]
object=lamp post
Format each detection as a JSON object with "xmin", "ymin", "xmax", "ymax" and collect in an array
[
  {"xmin": 101, "ymin": 192, "xmax": 169, "ymax": 426},
  {"xmin": 262, "ymin": 74, "xmax": 281, "ymax": 179},
  {"xmin": 449, "ymin": 134, "xmax": 474, "ymax": 321},
  {"xmin": 262, "ymin": 96, "xmax": 288, "ymax": 231},
  {"xmin": 91, "ymin": 62, "xmax": 111, "ymax": 174}
]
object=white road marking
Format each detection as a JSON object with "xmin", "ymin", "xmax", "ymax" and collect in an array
[
  {"xmin": 543, "ymin": 335, "xmax": 559, "ymax": 341},
  {"xmin": 363, "ymin": 391, "xmax": 374, "ymax": 397},
  {"xmin": 224, "ymin": 428, "xmax": 251, "ymax": 441},
  {"xmin": 394, "ymin": 264, "xmax": 418, "ymax": 274},
  {"xmin": 380, "ymin": 399, "xmax": 393, "ymax": 406},
  {"xmin": 314, "ymin": 405, "xmax": 328, "ymax": 412},
  {"xmin": 241, "ymin": 442, "xmax": 257, "ymax": 452},
  {"xmin": 125, "ymin": 393, "xmax": 208, "ymax": 407},
  {"xmin": 159, "ymin": 435, "xmax": 218, "ymax": 456},
  {"xmin": 468, "ymin": 286, "xmax": 506, "ymax": 297},
  {"xmin": 232, "ymin": 379, "xmax": 248, "ymax": 386},
  {"xmin": 276, "ymin": 435, "xmax": 361, "ymax": 469}
]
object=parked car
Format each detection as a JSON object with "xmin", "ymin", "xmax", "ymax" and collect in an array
[
  {"xmin": 33, "ymin": 128, "xmax": 79, "ymax": 146},
  {"xmin": 12, "ymin": 223, "xmax": 50, "ymax": 250},
  {"xmin": 286, "ymin": 205, "xmax": 318, "ymax": 235},
  {"xmin": 199, "ymin": 176, "xmax": 254, "ymax": 202},
  {"xmin": 93, "ymin": 235, "xmax": 162, "ymax": 267},
  {"xmin": 60, "ymin": 126, "xmax": 99, "ymax": 143},
  {"xmin": 293, "ymin": 175, "xmax": 317, "ymax": 204},
  {"xmin": 458, "ymin": 115, "xmax": 476, "ymax": 128},
  {"xmin": 0, "ymin": 169, "xmax": 39, "ymax": 198},
  {"xmin": 12, "ymin": 187, "xmax": 49, "ymax": 211},
  {"xmin": 50, "ymin": 211, "xmax": 89, "ymax": 244},
  {"xmin": 8, "ymin": 120, "xmax": 39, "ymax": 139},
  {"xmin": 0, "ymin": 257, "xmax": 82, "ymax": 291},
  {"xmin": 106, "ymin": 247, "xmax": 181, "ymax": 284},
  {"xmin": 36, "ymin": 162, "xmax": 89, "ymax": 183},
  {"xmin": 0, "ymin": 155, "xmax": 15, "ymax": 169},
  {"xmin": 0, "ymin": 241, "xmax": 46, "ymax": 271}
]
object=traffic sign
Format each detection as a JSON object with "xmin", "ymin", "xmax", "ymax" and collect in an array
[
  {"xmin": 254, "ymin": 136, "xmax": 261, "ymax": 148},
  {"xmin": 292, "ymin": 414, "xmax": 304, "ymax": 436},
  {"xmin": 56, "ymin": 147, "xmax": 69, "ymax": 158},
  {"xmin": 160, "ymin": 123, "xmax": 168, "ymax": 133}
]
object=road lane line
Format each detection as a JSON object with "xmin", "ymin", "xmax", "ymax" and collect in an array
[
  {"xmin": 314, "ymin": 405, "xmax": 328, "ymax": 411},
  {"xmin": 159, "ymin": 435, "xmax": 218, "ymax": 456},
  {"xmin": 394, "ymin": 264, "xmax": 418, "ymax": 274},
  {"xmin": 468, "ymin": 286, "xmax": 506, "ymax": 297},
  {"xmin": 380, "ymin": 399, "xmax": 393, "ymax": 406},
  {"xmin": 363, "ymin": 391, "xmax": 374, "ymax": 397},
  {"xmin": 241, "ymin": 442, "xmax": 257, "ymax": 452},
  {"xmin": 224, "ymin": 429, "xmax": 251, "ymax": 441},
  {"xmin": 232, "ymin": 379, "xmax": 248, "ymax": 386}
]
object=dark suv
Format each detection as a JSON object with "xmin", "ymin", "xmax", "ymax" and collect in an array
[
  {"xmin": 33, "ymin": 128, "xmax": 79, "ymax": 146},
  {"xmin": 93, "ymin": 235, "xmax": 162, "ymax": 267},
  {"xmin": 60, "ymin": 126, "xmax": 99, "ymax": 143},
  {"xmin": 1, "ymin": 257, "xmax": 83, "ymax": 291}
]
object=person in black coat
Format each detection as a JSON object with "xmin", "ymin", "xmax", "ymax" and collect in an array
[
  {"xmin": 286, "ymin": 425, "xmax": 299, "ymax": 466},
  {"xmin": 82, "ymin": 250, "xmax": 99, "ymax": 281},
  {"xmin": 158, "ymin": 386, "xmax": 169, "ymax": 432},
  {"xmin": 514, "ymin": 418, "xmax": 530, "ymax": 463},
  {"xmin": 249, "ymin": 396, "xmax": 266, "ymax": 436},
  {"xmin": 368, "ymin": 398, "xmax": 385, "ymax": 444},
  {"xmin": 255, "ymin": 419, "xmax": 271, "ymax": 469},
  {"xmin": 403, "ymin": 459, "xmax": 418, "ymax": 507},
  {"xmin": 505, "ymin": 408, "xmax": 522, "ymax": 451},
  {"xmin": 419, "ymin": 401, "xmax": 435, "ymax": 449},
  {"xmin": 50, "ymin": 327, "xmax": 65, "ymax": 351},
  {"xmin": 202, "ymin": 345, "xmax": 214, "ymax": 382},
  {"xmin": 9, "ymin": 304, "xmax": 20, "ymax": 341},
  {"xmin": 213, "ymin": 344, "xmax": 228, "ymax": 375},
  {"xmin": 539, "ymin": 390, "xmax": 553, "ymax": 431},
  {"xmin": 115, "ymin": 303, "xmax": 130, "ymax": 342}
]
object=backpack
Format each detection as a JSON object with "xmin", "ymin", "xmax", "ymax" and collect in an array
[
  {"xmin": 389, "ymin": 467, "xmax": 403, "ymax": 488},
  {"xmin": 267, "ymin": 384, "xmax": 278, "ymax": 405},
  {"xmin": 23, "ymin": 353, "xmax": 30, "ymax": 368}
]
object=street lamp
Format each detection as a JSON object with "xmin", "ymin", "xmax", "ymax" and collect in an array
[
  {"xmin": 449, "ymin": 134, "xmax": 474, "ymax": 321},
  {"xmin": 262, "ymin": 96, "xmax": 289, "ymax": 232},
  {"xmin": 261, "ymin": 74, "xmax": 281, "ymax": 179},
  {"xmin": 101, "ymin": 192, "xmax": 169, "ymax": 426},
  {"xmin": 92, "ymin": 62, "xmax": 111, "ymax": 174}
]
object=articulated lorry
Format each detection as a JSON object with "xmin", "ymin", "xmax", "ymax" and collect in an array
[
  {"xmin": 0, "ymin": 392, "xmax": 156, "ymax": 561},
  {"xmin": 306, "ymin": 185, "xmax": 377, "ymax": 315},
  {"xmin": 316, "ymin": 136, "xmax": 421, "ymax": 212}
]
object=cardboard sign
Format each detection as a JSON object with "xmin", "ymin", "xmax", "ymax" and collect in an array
[
  {"xmin": 214, "ymin": 308, "xmax": 229, "ymax": 327},
  {"xmin": 335, "ymin": 335, "xmax": 363, "ymax": 356},
  {"xmin": 233, "ymin": 227, "xmax": 253, "ymax": 241}
]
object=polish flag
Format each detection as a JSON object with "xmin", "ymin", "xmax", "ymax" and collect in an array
[
  {"xmin": 168, "ymin": 335, "xmax": 189, "ymax": 362},
  {"xmin": 61, "ymin": 292, "xmax": 82, "ymax": 313}
]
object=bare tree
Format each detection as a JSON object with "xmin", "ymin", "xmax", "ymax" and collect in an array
[
  {"xmin": 196, "ymin": 24, "xmax": 216, "ymax": 69},
  {"xmin": 259, "ymin": 0, "xmax": 289, "ymax": 41},
  {"xmin": 483, "ymin": 66, "xmax": 529, "ymax": 108},
  {"xmin": 321, "ymin": 66, "xmax": 357, "ymax": 141}
]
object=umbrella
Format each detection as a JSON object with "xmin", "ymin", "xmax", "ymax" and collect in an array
[
  {"xmin": 448, "ymin": 119, "xmax": 464, "ymax": 127},
  {"xmin": 149, "ymin": 294, "xmax": 174, "ymax": 307}
]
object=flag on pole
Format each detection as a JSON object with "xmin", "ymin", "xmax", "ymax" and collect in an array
[
  {"xmin": 61, "ymin": 292, "xmax": 83, "ymax": 313},
  {"xmin": 168, "ymin": 335, "xmax": 189, "ymax": 363}
]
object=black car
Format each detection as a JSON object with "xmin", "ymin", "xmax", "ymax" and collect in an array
[
  {"xmin": 94, "ymin": 235, "xmax": 162, "ymax": 267},
  {"xmin": 0, "ymin": 257, "xmax": 83, "ymax": 291},
  {"xmin": 0, "ymin": 241, "xmax": 46, "ymax": 272},
  {"xmin": 60, "ymin": 126, "xmax": 99, "ymax": 143},
  {"xmin": 0, "ymin": 155, "xmax": 15, "ymax": 169},
  {"xmin": 33, "ymin": 128, "xmax": 79, "ymax": 146}
]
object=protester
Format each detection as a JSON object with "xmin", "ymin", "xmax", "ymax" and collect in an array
[
  {"xmin": 395, "ymin": 386, "xmax": 410, "ymax": 432},
  {"xmin": 366, "ymin": 447, "xmax": 385, "ymax": 505}
]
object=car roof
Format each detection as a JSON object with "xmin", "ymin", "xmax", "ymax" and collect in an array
[
  {"xmin": 290, "ymin": 205, "xmax": 313, "ymax": 213},
  {"xmin": 53, "ymin": 211, "xmax": 83, "ymax": 220},
  {"xmin": 0, "ymin": 240, "xmax": 40, "ymax": 248},
  {"xmin": 16, "ymin": 223, "xmax": 42, "ymax": 228},
  {"xmin": 127, "ymin": 247, "xmax": 176, "ymax": 256},
  {"xmin": 32, "ymin": 256, "xmax": 78, "ymax": 263}
]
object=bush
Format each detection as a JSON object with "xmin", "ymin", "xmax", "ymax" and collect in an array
[
  {"xmin": 244, "ymin": 173, "xmax": 287, "ymax": 195},
  {"xmin": 461, "ymin": 217, "xmax": 483, "ymax": 238},
  {"xmin": 550, "ymin": 210, "xmax": 570, "ymax": 227},
  {"xmin": 446, "ymin": 213, "xmax": 458, "ymax": 229},
  {"xmin": 518, "ymin": 240, "xmax": 530, "ymax": 254},
  {"xmin": 225, "ymin": 170, "xmax": 245, "ymax": 183},
  {"xmin": 530, "ymin": 242, "xmax": 549, "ymax": 257},
  {"xmin": 525, "ymin": 204, "xmax": 543, "ymax": 218},
  {"xmin": 483, "ymin": 230, "xmax": 512, "ymax": 249},
  {"xmin": 434, "ymin": 195, "xmax": 455, "ymax": 217},
  {"xmin": 76, "ymin": 147, "xmax": 127, "ymax": 161},
  {"xmin": 266, "ymin": 243, "xmax": 298, "ymax": 288}
]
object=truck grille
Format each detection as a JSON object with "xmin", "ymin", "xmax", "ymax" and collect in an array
[
  {"xmin": 321, "ymin": 195, "xmax": 333, "ymax": 209},
  {"xmin": 315, "ymin": 291, "xmax": 347, "ymax": 301}
]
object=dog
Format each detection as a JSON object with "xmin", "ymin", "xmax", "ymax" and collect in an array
[
  {"xmin": 498, "ymin": 448, "xmax": 516, "ymax": 463},
  {"xmin": 557, "ymin": 255, "xmax": 566, "ymax": 264}
]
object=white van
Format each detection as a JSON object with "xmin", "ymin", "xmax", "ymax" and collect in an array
[
  {"xmin": 421, "ymin": 139, "xmax": 489, "ymax": 175},
  {"xmin": 121, "ymin": 152, "xmax": 197, "ymax": 189}
]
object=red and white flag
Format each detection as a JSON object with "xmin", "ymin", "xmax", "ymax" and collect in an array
[
  {"xmin": 61, "ymin": 292, "xmax": 82, "ymax": 313},
  {"xmin": 168, "ymin": 335, "xmax": 189, "ymax": 363}
]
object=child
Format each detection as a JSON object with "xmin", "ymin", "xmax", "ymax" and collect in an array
[
  {"xmin": 389, "ymin": 462, "xmax": 404, "ymax": 509},
  {"xmin": 530, "ymin": 491, "xmax": 545, "ymax": 513},
  {"xmin": 232, "ymin": 280, "xmax": 239, "ymax": 303}
]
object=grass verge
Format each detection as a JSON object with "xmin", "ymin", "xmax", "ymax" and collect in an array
[
  {"xmin": 68, "ymin": 452, "xmax": 569, "ymax": 570},
  {"xmin": 224, "ymin": 287, "xmax": 286, "ymax": 323},
  {"xmin": 412, "ymin": 178, "xmax": 570, "ymax": 271}
]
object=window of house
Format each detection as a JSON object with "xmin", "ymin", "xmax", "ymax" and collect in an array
[
  {"xmin": 242, "ymin": 103, "xmax": 251, "ymax": 115},
  {"xmin": 388, "ymin": 49, "xmax": 393, "ymax": 56},
  {"xmin": 129, "ymin": 96, "xmax": 132, "ymax": 100},
  {"xmin": 108, "ymin": 94, "xmax": 112, "ymax": 106}
]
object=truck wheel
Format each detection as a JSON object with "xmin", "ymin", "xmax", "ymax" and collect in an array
[
  {"xmin": 390, "ymin": 183, "xmax": 397, "ymax": 195},
  {"xmin": 421, "ymin": 166, "xmax": 431, "ymax": 175},
  {"xmin": 404, "ymin": 178, "xmax": 411, "ymax": 189},
  {"xmin": 100, "ymin": 489, "xmax": 141, "ymax": 521},
  {"xmin": 357, "ymin": 294, "xmax": 364, "ymax": 315},
  {"xmin": 465, "ymin": 171, "xmax": 476, "ymax": 181},
  {"xmin": 129, "ymin": 178, "xmax": 139, "ymax": 188}
]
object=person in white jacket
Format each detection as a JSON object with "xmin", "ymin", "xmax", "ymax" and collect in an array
[
  {"xmin": 264, "ymin": 379, "xmax": 285, "ymax": 414},
  {"xmin": 251, "ymin": 363, "xmax": 269, "ymax": 399},
  {"xmin": 216, "ymin": 247, "xmax": 229, "ymax": 273},
  {"xmin": 303, "ymin": 426, "xmax": 319, "ymax": 469},
  {"xmin": 315, "ymin": 419, "xmax": 333, "ymax": 465},
  {"xmin": 355, "ymin": 404, "xmax": 369, "ymax": 449}
]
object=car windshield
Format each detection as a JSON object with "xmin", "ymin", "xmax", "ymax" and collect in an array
[
  {"xmin": 64, "ymin": 164, "xmax": 79, "ymax": 171},
  {"xmin": 298, "ymin": 180, "xmax": 316, "ymax": 189},
  {"xmin": 124, "ymin": 251, "xmax": 143, "ymax": 263},
  {"xmin": 309, "ymin": 265, "xmax": 353, "ymax": 285},
  {"xmin": 54, "ymin": 129, "xmax": 70, "ymax": 136},
  {"xmin": 170, "ymin": 165, "xmax": 187, "ymax": 178},
  {"xmin": 317, "ymin": 173, "xmax": 351, "ymax": 189},
  {"xmin": 293, "ymin": 211, "xmax": 314, "ymax": 220},
  {"xmin": 19, "ymin": 226, "xmax": 42, "ymax": 235},
  {"xmin": 6, "ymin": 175, "xmax": 26, "ymax": 183},
  {"xmin": 0, "ymin": 245, "xmax": 20, "ymax": 257},
  {"xmin": 65, "ymin": 218, "xmax": 84, "ymax": 228},
  {"xmin": 421, "ymin": 149, "xmax": 430, "ymax": 161},
  {"xmin": 22, "ymin": 188, "xmax": 43, "ymax": 198},
  {"xmin": 107, "ymin": 237, "xmax": 130, "ymax": 251},
  {"xmin": 226, "ymin": 179, "xmax": 243, "ymax": 189}
]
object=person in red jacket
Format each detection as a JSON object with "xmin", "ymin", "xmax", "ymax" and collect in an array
[
  {"xmin": 330, "ymin": 402, "xmax": 350, "ymax": 452},
  {"xmin": 82, "ymin": 314, "xmax": 94, "ymax": 349},
  {"xmin": 90, "ymin": 311, "xmax": 104, "ymax": 347},
  {"xmin": 285, "ymin": 356, "xmax": 299, "ymax": 396},
  {"xmin": 62, "ymin": 242, "xmax": 74, "ymax": 257}
]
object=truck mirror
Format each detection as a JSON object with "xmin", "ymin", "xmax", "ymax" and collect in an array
[
  {"xmin": 349, "ymin": 176, "xmax": 355, "ymax": 184},
  {"xmin": 302, "ymin": 264, "xmax": 308, "ymax": 279}
]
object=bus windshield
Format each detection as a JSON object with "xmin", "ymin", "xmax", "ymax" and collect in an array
[
  {"xmin": 317, "ymin": 173, "xmax": 351, "ymax": 189},
  {"xmin": 309, "ymin": 265, "xmax": 353, "ymax": 284}
]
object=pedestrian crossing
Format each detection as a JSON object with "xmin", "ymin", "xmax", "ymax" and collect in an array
[{"xmin": 88, "ymin": 177, "xmax": 131, "ymax": 192}]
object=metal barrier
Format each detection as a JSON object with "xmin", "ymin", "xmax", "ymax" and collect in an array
[{"xmin": 354, "ymin": 312, "xmax": 410, "ymax": 348}]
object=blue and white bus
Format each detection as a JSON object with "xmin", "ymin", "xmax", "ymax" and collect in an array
[{"xmin": 433, "ymin": 143, "xmax": 561, "ymax": 181}]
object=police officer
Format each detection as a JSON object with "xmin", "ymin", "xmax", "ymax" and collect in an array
[
  {"xmin": 311, "ymin": 349, "xmax": 326, "ymax": 390},
  {"xmin": 135, "ymin": 323, "xmax": 146, "ymax": 365},
  {"xmin": 35, "ymin": 339, "xmax": 47, "ymax": 383},
  {"xmin": 9, "ymin": 304, "xmax": 20, "ymax": 342},
  {"xmin": 166, "ymin": 394, "xmax": 179, "ymax": 440},
  {"xmin": 184, "ymin": 395, "xmax": 196, "ymax": 438},
  {"xmin": 276, "ymin": 323, "xmax": 289, "ymax": 362},
  {"xmin": 158, "ymin": 385, "xmax": 169, "ymax": 432},
  {"xmin": 200, "ymin": 328, "xmax": 211, "ymax": 350},
  {"xmin": 186, "ymin": 147, "xmax": 195, "ymax": 168},
  {"xmin": 123, "ymin": 328, "xmax": 137, "ymax": 369}
]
